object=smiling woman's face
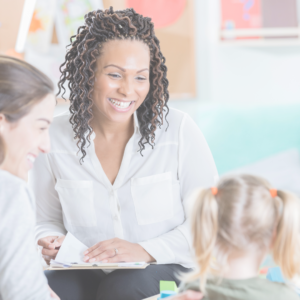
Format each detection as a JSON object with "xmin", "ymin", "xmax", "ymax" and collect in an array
[
  {"xmin": 92, "ymin": 39, "xmax": 151, "ymax": 124},
  {"xmin": 0, "ymin": 94, "xmax": 56, "ymax": 179}
]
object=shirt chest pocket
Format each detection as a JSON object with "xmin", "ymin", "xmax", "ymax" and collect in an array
[
  {"xmin": 131, "ymin": 172, "xmax": 174, "ymax": 225},
  {"xmin": 55, "ymin": 179, "xmax": 97, "ymax": 227}
]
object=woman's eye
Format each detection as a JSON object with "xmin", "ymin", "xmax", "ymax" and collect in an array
[
  {"xmin": 108, "ymin": 73, "xmax": 121, "ymax": 79},
  {"xmin": 136, "ymin": 76, "xmax": 147, "ymax": 81}
]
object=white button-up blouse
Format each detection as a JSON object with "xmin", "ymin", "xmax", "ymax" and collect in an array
[{"xmin": 29, "ymin": 108, "xmax": 218, "ymax": 268}]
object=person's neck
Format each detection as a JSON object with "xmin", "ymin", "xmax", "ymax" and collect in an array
[
  {"xmin": 91, "ymin": 112, "xmax": 134, "ymax": 141},
  {"xmin": 222, "ymin": 251, "xmax": 265, "ymax": 280},
  {"xmin": 0, "ymin": 157, "xmax": 25, "ymax": 180}
]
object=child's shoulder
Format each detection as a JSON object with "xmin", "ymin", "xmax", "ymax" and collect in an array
[
  {"xmin": 222, "ymin": 277, "xmax": 299, "ymax": 300},
  {"xmin": 179, "ymin": 278, "xmax": 200, "ymax": 293},
  {"xmin": 259, "ymin": 279, "xmax": 299, "ymax": 300},
  {"xmin": 179, "ymin": 277, "xmax": 298, "ymax": 300}
]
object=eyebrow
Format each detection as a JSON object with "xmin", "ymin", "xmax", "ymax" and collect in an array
[
  {"xmin": 137, "ymin": 68, "xmax": 149, "ymax": 73},
  {"xmin": 104, "ymin": 64, "xmax": 149, "ymax": 73},
  {"xmin": 37, "ymin": 118, "xmax": 51, "ymax": 124}
]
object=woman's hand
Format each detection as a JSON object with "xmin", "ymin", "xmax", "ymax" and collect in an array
[
  {"xmin": 169, "ymin": 291, "xmax": 203, "ymax": 300},
  {"xmin": 49, "ymin": 285, "xmax": 60, "ymax": 299},
  {"xmin": 38, "ymin": 236, "xmax": 65, "ymax": 264},
  {"xmin": 83, "ymin": 238, "xmax": 155, "ymax": 263}
]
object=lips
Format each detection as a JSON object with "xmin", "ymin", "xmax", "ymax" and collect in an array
[
  {"xmin": 108, "ymin": 98, "xmax": 133, "ymax": 108},
  {"xmin": 27, "ymin": 154, "xmax": 36, "ymax": 164},
  {"xmin": 107, "ymin": 98, "xmax": 135, "ymax": 112}
]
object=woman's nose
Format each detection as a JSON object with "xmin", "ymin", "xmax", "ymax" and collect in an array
[{"xmin": 118, "ymin": 78, "xmax": 135, "ymax": 97}]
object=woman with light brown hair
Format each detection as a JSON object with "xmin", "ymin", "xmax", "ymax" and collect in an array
[
  {"xmin": 0, "ymin": 55, "xmax": 59, "ymax": 300},
  {"xmin": 179, "ymin": 174, "xmax": 300, "ymax": 300}
]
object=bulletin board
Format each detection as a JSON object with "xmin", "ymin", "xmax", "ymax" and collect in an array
[
  {"xmin": 102, "ymin": 0, "xmax": 196, "ymax": 99},
  {"xmin": 220, "ymin": 0, "xmax": 299, "ymax": 40},
  {"xmin": 221, "ymin": 0, "xmax": 298, "ymax": 31}
]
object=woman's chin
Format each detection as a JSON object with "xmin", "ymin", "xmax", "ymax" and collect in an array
[{"xmin": 26, "ymin": 158, "xmax": 34, "ymax": 171}]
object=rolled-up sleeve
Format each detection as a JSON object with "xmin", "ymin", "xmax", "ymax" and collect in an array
[
  {"xmin": 29, "ymin": 153, "xmax": 67, "ymax": 243},
  {"xmin": 139, "ymin": 114, "xmax": 218, "ymax": 267}
]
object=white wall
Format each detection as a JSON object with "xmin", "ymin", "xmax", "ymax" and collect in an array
[
  {"xmin": 209, "ymin": 46, "xmax": 300, "ymax": 104},
  {"xmin": 178, "ymin": 0, "xmax": 300, "ymax": 106}
]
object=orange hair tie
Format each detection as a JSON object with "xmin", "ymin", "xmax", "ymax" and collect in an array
[
  {"xmin": 270, "ymin": 189, "xmax": 277, "ymax": 198},
  {"xmin": 211, "ymin": 187, "xmax": 218, "ymax": 196}
]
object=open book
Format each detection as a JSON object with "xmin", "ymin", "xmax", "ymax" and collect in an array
[{"xmin": 48, "ymin": 232, "xmax": 148, "ymax": 270}]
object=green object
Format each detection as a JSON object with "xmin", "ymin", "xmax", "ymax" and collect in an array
[{"xmin": 160, "ymin": 281, "xmax": 177, "ymax": 293}]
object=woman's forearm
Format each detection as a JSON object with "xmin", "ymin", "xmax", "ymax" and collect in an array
[{"xmin": 138, "ymin": 221, "xmax": 194, "ymax": 267}]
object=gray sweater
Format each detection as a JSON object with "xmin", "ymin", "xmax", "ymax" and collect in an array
[{"xmin": 0, "ymin": 170, "xmax": 52, "ymax": 300}]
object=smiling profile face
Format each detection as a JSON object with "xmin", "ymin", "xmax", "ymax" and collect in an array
[
  {"xmin": 0, "ymin": 94, "xmax": 56, "ymax": 179},
  {"xmin": 92, "ymin": 39, "xmax": 151, "ymax": 125}
]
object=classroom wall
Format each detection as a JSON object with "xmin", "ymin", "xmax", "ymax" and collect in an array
[
  {"xmin": 50, "ymin": 0, "xmax": 300, "ymax": 119},
  {"xmin": 194, "ymin": 0, "xmax": 300, "ymax": 105}
]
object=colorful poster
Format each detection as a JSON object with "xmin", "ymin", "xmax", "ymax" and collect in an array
[
  {"xmin": 126, "ymin": 0, "xmax": 186, "ymax": 29},
  {"xmin": 261, "ymin": 0, "xmax": 298, "ymax": 28},
  {"xmin": 26, "ymin": 0, "xmax": 57, "ymax": 53},
  {"xmin": 55, "ymin": 0, "xmax": 103, "ymax": 46},
  {"xmin": 221, "ymin": 0, "xmax": 262, "ymax": 30}
]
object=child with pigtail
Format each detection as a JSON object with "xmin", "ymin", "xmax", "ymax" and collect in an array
[{"xmin": 178, "ymin": 174, "xmax": 300, "ymax": 300}]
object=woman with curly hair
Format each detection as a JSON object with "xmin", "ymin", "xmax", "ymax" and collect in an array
[{"xmin": 29, "ymin": 7, "xmax": 217, "ymax": 300}]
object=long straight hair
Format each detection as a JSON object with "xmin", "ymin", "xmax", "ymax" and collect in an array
[
  {"xmin": 187, "ymin": 174, "xmax": 300, "ymax": 292},
  {"xmin": 0, "ymin": 55, "xmax": 54, "ymax": 163}
]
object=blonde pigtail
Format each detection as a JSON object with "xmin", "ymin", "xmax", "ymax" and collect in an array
[
  {"xmin": 272, "ymin": 190, "xmax": 300, "ymax": 279},
  {"xmin": 187, "ymin": 188, "xmax": 219, "ymax": 292}
]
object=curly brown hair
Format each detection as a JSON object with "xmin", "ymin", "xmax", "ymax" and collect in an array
[{"xmin": 57, "ymin": 7, "xmax": 169, "ymax": 162}]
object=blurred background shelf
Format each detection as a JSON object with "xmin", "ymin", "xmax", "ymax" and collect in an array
[
  {"xmin": 221, "ymin": 27, "xmax": 300, "ymax": 39},
  {"xmin": 219, "ymin": 39, "xmax": 300, "ymax": 47},
  {"xmin": 220, "ymin": 27, "xmax": 300, "ymax": 47}
]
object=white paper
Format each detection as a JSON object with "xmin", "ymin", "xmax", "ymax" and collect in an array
[
  {"xmin": 54, "ymin": 232, "xmax": 148, "ymax": 268},
  {"xmin": 50, "ymin": 260, "xmax": 147, "ymax": 268},
  {"xmin": 50, "ymin": 260, "xmax": 147, "ymax": 269},
  {"xmin": 55, "ymin": 232, "xmax": 88, "ymax": 264}
]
